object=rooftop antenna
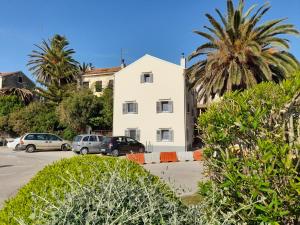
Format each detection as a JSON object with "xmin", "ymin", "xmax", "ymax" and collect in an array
[{"xmin": 120, "ymin": 48, "xmax": 126, "ymax": 68}]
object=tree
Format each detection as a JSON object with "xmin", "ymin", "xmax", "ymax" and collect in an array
[
  {"xmin": 8, "ymin": 102, "xmax": 59, "ymax": 135},
  {"xmin": 187, "ymin": 0, "xmax": 299, "ymax": 103},
  {"xmin": 28, "ymin": 34, "xmax": 79, "ymax": 86},
  {"xmin": 57, "ymin": 89, "xmax": 103, "ymax": 133},
  {"xmin": 0, "ymin": 96, "xmax": 24, "ymax": 132},
  {"xmin": 90, "ymin": 87, "xmax": 113, "ymax": 130},
  {"xmin": 0, "ymin": 87, "xmax": 34, "ymax": 105}
]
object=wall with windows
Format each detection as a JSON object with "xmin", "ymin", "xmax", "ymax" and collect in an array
[
  {"xmin": 81, "ymin": 74, "xmax": 114, "ymax": 97},
  {"xmin": 113, "ymin": 54, "xmax": 192, "ymax": 152}
]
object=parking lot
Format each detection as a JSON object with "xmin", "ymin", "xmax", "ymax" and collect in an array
[{"xmin": 0, "ymin": 147, "xmax": 204, "ymax": 208}]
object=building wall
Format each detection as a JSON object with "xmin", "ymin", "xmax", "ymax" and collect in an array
[
  {"xmin": 0, "ymin": 77, "xmax": 2, "ymax": 89},
  {"xmin": 81, "ymin": 74, "xmax": 114, "ymax": 97},
  {"xmin": 113, "ymin": 55, "xmax": 187, "ymax": 152},
  {"xmin": 1, "ymin": 72, "xmax": 35, "ymax": 89}
]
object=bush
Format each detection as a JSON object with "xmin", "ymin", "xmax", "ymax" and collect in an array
[
  {"xmin": 8, "ymin": 102, "xmax": 59, "ymax": 135},
  {"xmin": 198, "ymin": 75, "xmax": 300, "ymax": 224},
  {"xmin": 0, "ymin": 156, "xmax": 176, "ymax": 225}
]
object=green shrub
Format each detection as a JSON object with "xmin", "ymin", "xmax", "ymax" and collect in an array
[
  {"xmin": 0, "ymin": 156, "xmax": 176, "ymax": 225},
  {"xmin": 33, "ymin": 167, "xmax": 200, "ymax": 224},
  {"xmin": 198, "ymin": 75, "xmax": 300, "ymax": 224}
]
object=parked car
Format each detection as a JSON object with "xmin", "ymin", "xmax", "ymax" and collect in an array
[
  {"xmin": 7, "ymin": 137, "xmax": 21, "ymax": 150},
  {"xmin": 72, "ymin": 134, "xmax": 104, "ymax": 155},
  {"xmin": 100, "ymin": 136, "xmax": 145, "ymax": 156},
  {"xmin": 18, "ymin": 133, "xmax": 71, "ymax": 153}
]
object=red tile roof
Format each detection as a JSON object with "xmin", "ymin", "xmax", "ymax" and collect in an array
[
  {"xmin": 0, "ymin": 71, "xmax": 21, "ymax": 77},
  {"xmin": 84, "ymin": 67, "xmax": 121, "ymax": 76}
]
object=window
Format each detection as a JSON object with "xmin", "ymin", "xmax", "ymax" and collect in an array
[
  {"xmin": 123, "ymin": 102, "xmax": 138, "ymax": 114},
  {"xmin": 157, "ymin": 100, "xmax": 173, "ymax": 113},
  {"xmin": 89, "ymin": 136, "xmax": 97, "ymax": 142},
  {"xmin": 36, "ymin": 134, "xmax": 47, "ymax": 141},
  {"xmin": 98, "ymin": 136, "xmax": 104, "ymax": 142},
  {"xmin": 82, "ymin": 136, "xmax": 90, "ymax": 142},
  {"xmin": 187, "ymin": 103, "xmax": 190, "ymax": 113},
  {"xmin": 156, "ymin": 129, "xmax": 173, "ymax": 142},
  {"xmin": 125, "ymin": 129, "xmax": 140, "ymax": 141},
  {"xmin": 108, "ymin": 80, "xmax": 113, "ymax": 88},
  {"xmin": 95, "ymin": 81, "xmax": 102, "ymax": 92},
  {"xmin": 25, "ymin": 134, "xmax": 36, "ymax": 140},
  {"xmin": 140, "ymin": 72, "xmax": 153, "ymax": 83},
  {"xmin": 115, "ymin": 137, "xmax": 126, "ymax": 144},
  {"xmin": 82, "ymin": 82, "xmax": 89, "ymax": 89},
  {"xmin": 48, "ymin": 134, "xmax": 62, "ymax": 141},
  {"xmin": 126, "ymin": 137, "xmax": 137, "ymax": 144},
  {"xmin": 18, "ymin": 76, "xmax": 23, "ymax": 83}
]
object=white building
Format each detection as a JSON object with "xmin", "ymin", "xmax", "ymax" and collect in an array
[{"xmin": 113, "ymin": 54, "xmax": 195, "ymax": 152}]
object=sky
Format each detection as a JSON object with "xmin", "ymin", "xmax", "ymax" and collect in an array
[{"xmin": 0, "ymin": 0, "xmax": 299, "ymax": 82}]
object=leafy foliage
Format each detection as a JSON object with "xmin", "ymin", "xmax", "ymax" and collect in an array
[
  {"xmin": 198, "ymin": 74, "xmax": 300, "ymax": 224},
  {"xmin": 187, "ymin": 0, "xmax": 299, "ymax": 103},
  {"xmin": 0, "ymin": 156, "xmax": 177, "ymax": 225},
  {"xmin": 57, "ymin": 89, "xmax": 103, "ymax": 132},
  {"xmin": 8, "ymin": 102, "xmax": 59, "ymax": 135}
]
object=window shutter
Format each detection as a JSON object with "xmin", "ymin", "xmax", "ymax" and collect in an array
[
  {"xmin": 156, "ymin": 130, "xmax": 161, "ymax": 142},
  {"xmin": 136, "ymin": 129, "xmax": 140, "ymax": 141},
  {"xmin": 170, "ymin": 130, "xmax": 174, "ymax": 142},
  {"xmin": 134, "ymin": 103, "xmax": 138, "ymax": 113},
  {"xmin": 122, "ymin": 103, "xmax": 127, "ymax": 114},
  {"xmin": 150, "ymin": 74, "xmax": 153, "ymax": 83},
  {"xmin": 169, "ymin": 101, "xmax": 173, "ymax": 113},
  {"xmin": 156, "ymin": 102, "xmax": 161, "ymax": 113},
  {"xmin": 125, "ymin": 129, "xmax": 129, "ymax": 137},
  {"xmin": 140, "ymin": 74, "xmax": 144, "ymax": 83}
]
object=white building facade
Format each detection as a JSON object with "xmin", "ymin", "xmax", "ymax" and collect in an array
[{"xmin": 113, "ymin": 54, "xmax": 194, "ymax": 152}]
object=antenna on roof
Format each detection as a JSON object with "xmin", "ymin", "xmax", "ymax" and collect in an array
[{"xmin": 120, "ymin": 48, "xmax": 126, "ymax": 68}]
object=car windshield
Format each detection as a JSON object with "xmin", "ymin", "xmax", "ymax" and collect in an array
[{"xmin": 73, "ymin": 136, "xmax": 82, "ymax": 142}]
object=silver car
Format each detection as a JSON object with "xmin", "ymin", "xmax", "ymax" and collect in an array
[{"xmin": 72, "ymin": 134, "xmax": 104, "ymax": 155}]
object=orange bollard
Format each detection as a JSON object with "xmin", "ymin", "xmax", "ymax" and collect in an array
[
  {"xmin": 160, "ymin": 152, "xmax": 178, "ymax": 163},
  {"xmin": 193, "ymin": 150, "xmax": 202, "ymax": 161},
  {"xmin": 126, "ymin": 153, "xmax": 145, "ymax": 164}
]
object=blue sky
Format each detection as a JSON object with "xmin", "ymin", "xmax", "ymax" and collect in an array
[{"xmin": 0, "ymin": 0, "xmax": 299, "ymax": 82}]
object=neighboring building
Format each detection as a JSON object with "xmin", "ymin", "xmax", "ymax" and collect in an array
[
  {"xmin": 113, "ymin": 54, "xmax": 195, "ymax": 152},
  {"xmin": 80, "ymin": 67, "xmax": 121, "ymax": 96},
  {"xmin": 0, "ymin": 71, "xmax": 35, "ymax": 90}
]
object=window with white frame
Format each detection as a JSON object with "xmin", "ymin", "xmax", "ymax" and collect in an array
[
  {"xmin": 156, "ymin": 100, "xmax": 173, "ymax": 113},
  {"xmin": 140, "ymin": 72, "xmax": 153, "ymax": 83},
  {"xmin": 125, "ymin": 128, "xmax": 140, "ymax": 140},
  {"xmin": 123, "ymin": 102, "xmax": 138, "ymax": 114},
  {"xmin": 95, "ymin": 81, "xmax": 102, "ymax": 92},
  {"xmin": 156, "ymin": 129, "xmax": 173, "ymax": 142}
]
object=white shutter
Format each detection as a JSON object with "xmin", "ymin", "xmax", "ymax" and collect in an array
[
  {"xmin": 156, "ymin": 102, "xmax": 161, "ymax": 113},
  {"xmin": 136, "ymin": 129, "xmax": 140, "ymax": 141},
  {"xmin": 140, "ymin": 74, "xmax": 144, "ymax": 83},
  {"xmin": 122, "ymin": 103, "xmax": 127, "ymax": 114},
  {"xmin": 150, "ymin": 73, "xmax": 153, "ymax": 83},
  {"xmin": 169, "ymin": 130, "xmax": 174, "ymax": 142},
  {"xmin": 169, "ymin": 101, "xmax": 173, "ymax": 113},
  {"xmin": 156, "ymin": 130, "xmax": 161, "ymax": 142},
  {"xmin": 134, "ymin": 103, "xmax": 138, "ymax": 114},
  {"xmin": 125, "ymin": 129, "xmax": 129, "ymax": 137}
]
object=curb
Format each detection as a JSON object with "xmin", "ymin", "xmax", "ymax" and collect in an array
[{"xmin": 126, "ymin": 150, "xmax": 202, "ymax": 164}]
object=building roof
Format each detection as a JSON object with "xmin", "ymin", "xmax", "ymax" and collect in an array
[
  {"xmin": 83, "ymin": 67, "xmax": 121, "ymax": 76},
  {"xmin": 0, "ymin": 71, "xmax": 22, "ymax": 77}
]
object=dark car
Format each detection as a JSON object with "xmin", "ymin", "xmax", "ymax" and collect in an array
[{"xmin": 101, "ymin": 136, "xmax": 145, "ymax": 156}]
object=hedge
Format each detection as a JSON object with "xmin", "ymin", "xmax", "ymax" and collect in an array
[{"xmin": 0, "ymin": 156, "xmax": 176, "ymax": 225}]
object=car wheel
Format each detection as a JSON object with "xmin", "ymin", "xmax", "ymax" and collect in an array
[
  {"xmin": 80, "ymin": 148, "xmax": 89, "ymax": 155},
  {"xmin": 138, "ymin": 147, "xmax": 144, "ymax": 153},
  {"xmin": 111, "ymin": 149, "xmax": 119, "ymax": 157},
  {"xmin": 13, "ymin": 144, "xmax": 21, "ymax": 151},
  {"xmin": 26, "ymin": 145, "xmax": 36, "ymax": 153},
  {"xmin": 61, "ymin": 144, "xmax": 69, "ymax": 151}
]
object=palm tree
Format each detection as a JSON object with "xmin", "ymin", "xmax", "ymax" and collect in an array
[
  {"xmin": 187, "ymin": 0, "xmax": 299, "ymax": 103},
  {"xmin": 28, "ymin": 34, "xmax": 79, "ymax": 87},
  {"xmin": 77, "ymin": 62, "xmax": 94, "ymax": 89},
  {"xmin": 0, "ymin": 87, "xmax": 34, "ymax": 104}
]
